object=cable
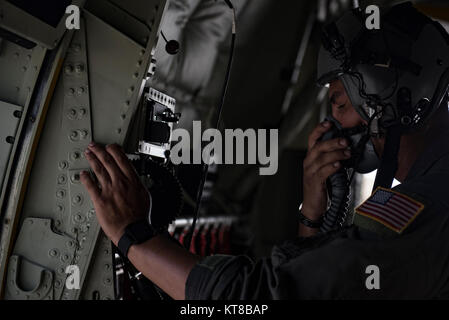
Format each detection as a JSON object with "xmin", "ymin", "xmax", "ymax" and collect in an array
[
  {"xmin": 185, "ymin": 0, "xmax": 237, "ymax": 250},
  {"xmin": 160, "ymin": 30, "xmax": 180, "ymax": 55},
  {"xmin": 161, "ymin": 30, "xmax": 169, "ymax": 43}
]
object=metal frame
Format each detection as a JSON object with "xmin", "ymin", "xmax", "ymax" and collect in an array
[{"xmin": 0, "ymin": 0, "xmax": 86, "ymax": 49}]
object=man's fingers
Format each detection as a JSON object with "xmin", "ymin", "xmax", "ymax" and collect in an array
[
  {"xmin": 84, "ymin": 148, "xmax": 111, "ymax": 187},
  {"xmin": 316, "ymin": 137, "xmax": 348, "ymax": 153},
  {"xmin": 317, "ymin": 161, "xmax": 342, "ymax": 181},
  {"xmin": 305, "ymin": 138, "xmax": 349, "ymax": 168},
  {"xmin": 80, "ymin": 170, "xmax": 101, "ymax": 202},
  {"xmin": 308, "ymin": 149, "xmax": 351, "ymax": 175},
  {"xmin": 88, "ymin": 143, "xmax": 124, "ymax": 182},
  {"xmin": 105, "ymin": 144, "xmax": 139, "ymax": 181},
  {"xmin": 308, "ymin": 121, "xmax": 332, "ymax": 150}
]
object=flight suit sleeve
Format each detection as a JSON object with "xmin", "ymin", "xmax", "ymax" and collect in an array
[
  {"xmin": 185, "ymin": 230, "xmax": 356, "ymax": 300},
  {"xmin": 185, "ymin": 254, "xmax": 281, "ymax": 300}
]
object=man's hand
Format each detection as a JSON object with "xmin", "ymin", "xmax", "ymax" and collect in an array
[
  {"xmin": 301, "ymin": 121, "xmax": 351, "ymax": 227},
  {"xmin": 80, "ymin": 142, "xmax": 150, "ymax": 245}
]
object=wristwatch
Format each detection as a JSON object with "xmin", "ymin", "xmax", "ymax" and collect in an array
[
  {"xmin": 117, "ymin": 219, "xmax": 157, "ymax": 258},
  {"xmin": 298, "ymin": 203, "xmax": 323, "ymax": 229}
]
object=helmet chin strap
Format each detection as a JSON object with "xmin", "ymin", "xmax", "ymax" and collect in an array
[
  {"xmin": 372, "ymin": 125, "xmax": 402, "ymax": 191},
  {"xmin": 372, "ymin": 85, "xmax": 416, "ymax": 191}
]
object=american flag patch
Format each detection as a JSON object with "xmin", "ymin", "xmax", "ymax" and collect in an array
[{"xmin": 355, "ymin": 187, "xmax": 425, "ymax": 233}]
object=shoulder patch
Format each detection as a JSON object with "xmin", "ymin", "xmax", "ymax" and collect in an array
[{"xmin": 355, "ymin": 186, "xmax": 425, "ymax": 234}]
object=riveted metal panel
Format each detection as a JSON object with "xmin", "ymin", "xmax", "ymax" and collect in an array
[
  {"xmin": 1, "ymin": 0, "xmax": 168, "ymax": 299},
  {"xmin": 79, "ymin": 232, "xmax": 114, "ymax": 300},
  {"xmin": 0, "ymin": 40, "xmax": 46, "ymax": 205},
  {"xmin": 0, "ymin": 38, "xmax": 44, "ymax": 107},
  {"xmin": 5, "ymin": 256, "xmax": 54, "ymax": 300},
  {"xmin": 5, "ymin": 218, "xmax": 76, "ymax": 300},
  {"xmin": 0, "ymin": 101, "xmax": 22, "ymax": 192},
  {"xmin": 0, "ymin": 0, "xmax": 86, "ymax": 49}
]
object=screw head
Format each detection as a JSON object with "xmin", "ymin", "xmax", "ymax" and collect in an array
[
  {"xmin": 73, "ymin": 44, "xmax": 81, "ymax": 52},
  {"xmin": 80, "ymin": 130, "xmax": 88, "ymax": 139},
  {"xmin": 57, "ymin": 174, "xmax": 67, "ymax": 185},
  {"xmin": 71, "ymin": 151, "xmax": 81, "ymax": 160},
  {"xmin": 58, "ymin": 161, "xmax": 68, "ymax": 170},
  {"xmin": 69, "ymin": 131, "xmax": 79, "ymax": 141},
  {"xmin": 75, "ymin": 64, "xmax": 84, "ymax": 73},
  {"xmin": 67, "ymin": 109, "xmax": 77, "ymax": 120},
  {"xmin": 401, "ymin": 116, "xmax": 412, "ymax": 126},
  {"xmin": 71, "ymin": 173, "xmax": 80, "ymax": 183},
  {"xmin": 56, "ymin": 189, "xmax": 66, "ymax": 199},
  {"xmin": 65, "ymin": 65, "xmax": 74, "ymax": 74},
  {"xmin": 49, "ymin": 249, "xmax": 59, "ymax": 257},
  {"xmin": 87, "ymin": 209, "xmax": 95, "ymax": 220},
  {"xmin": 72, "ymin": 195, "xmax": 82, "ymax": 205}
]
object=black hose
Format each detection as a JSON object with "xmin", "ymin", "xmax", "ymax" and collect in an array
[{"xmin": 320, "ymin": 168, "xmax": 351, "ymax": 233}]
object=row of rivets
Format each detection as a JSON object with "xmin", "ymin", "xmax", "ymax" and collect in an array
[
  {"xmin": 67, "ymin": 107, "xmax": 87, "ymax": 120},
  {"xmin": 66, "ymin": 86, "xmax": 87, "ymax": 96},
  {"xmin": 68, "ymin": 129, "xmax": 89, "ymax": 142},
  {"xmin": 65, "ymin": 63, "xmax": 84, "ymax": 75}
]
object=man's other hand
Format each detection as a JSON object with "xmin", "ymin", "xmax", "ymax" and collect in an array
[{"xmin": 80, "ymin": 142, "xmax": 150, "ymax": 245}]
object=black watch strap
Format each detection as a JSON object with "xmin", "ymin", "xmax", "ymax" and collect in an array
[
  {"xmin": 118, "ymin": 220, "xmax": 156, "ymax": 258},
  {"xmin": 117, "ymin": 233, "xmax": 135, "ymax": 258},
  {"xmin": 298, "ymin": 210, "xmax": 323, "ymax": 229}
]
